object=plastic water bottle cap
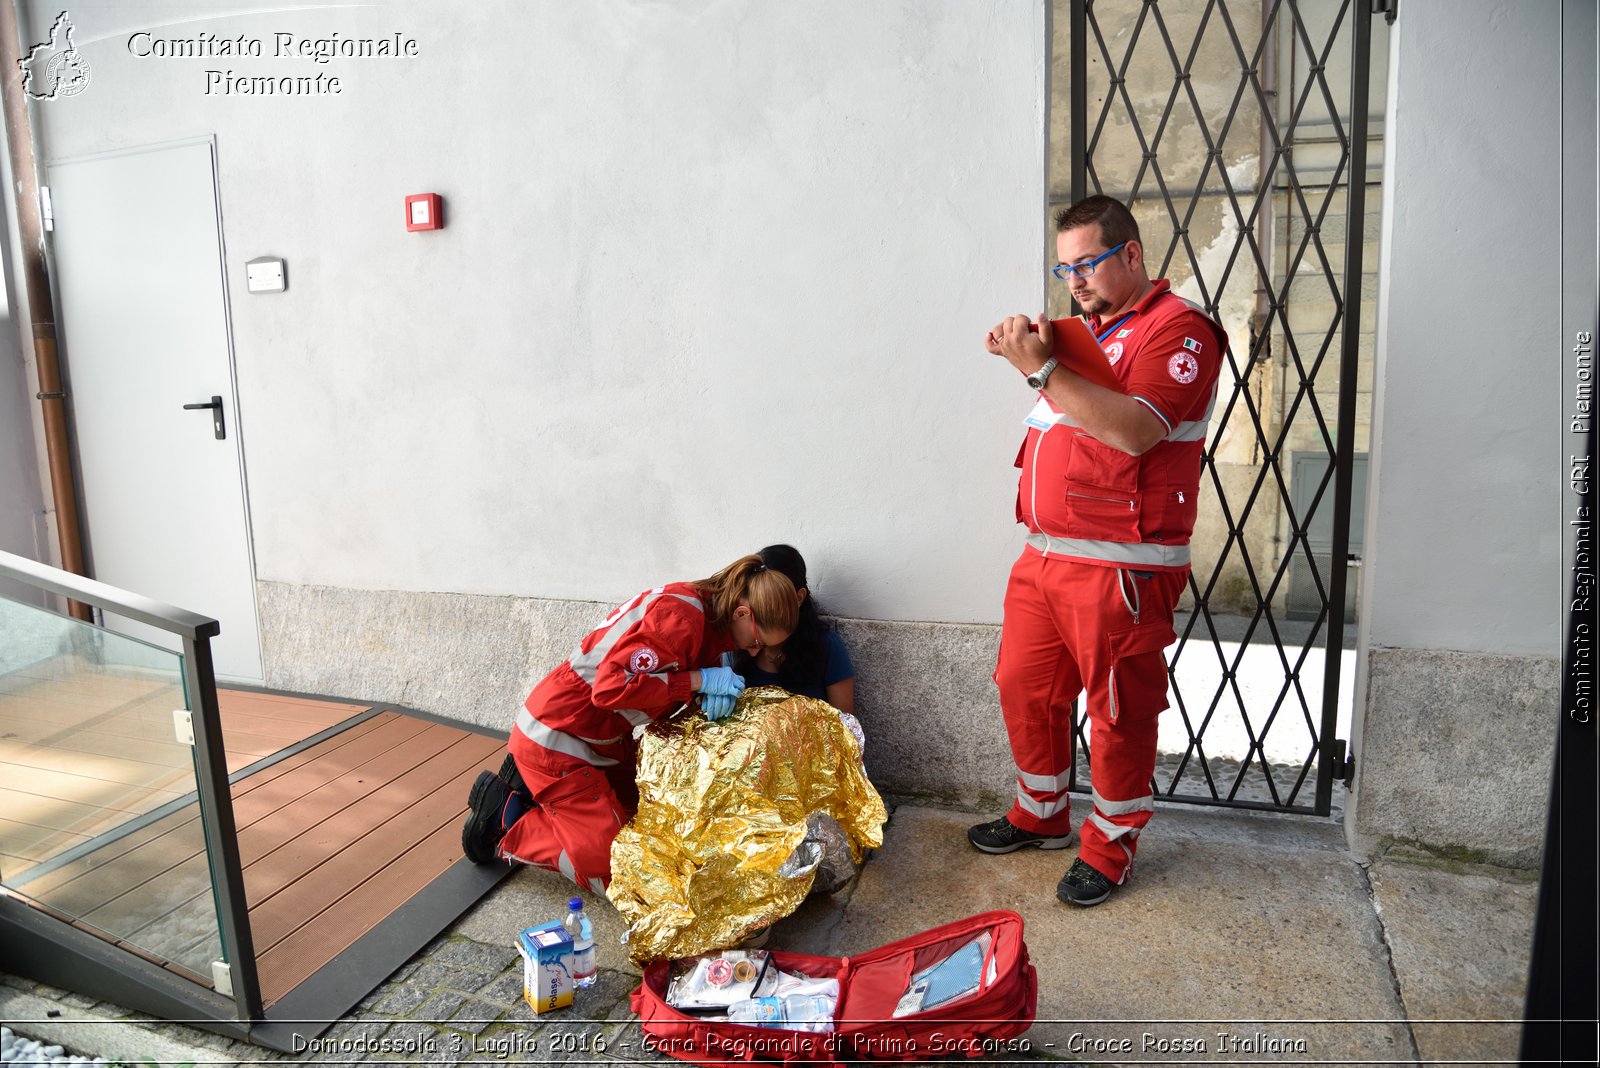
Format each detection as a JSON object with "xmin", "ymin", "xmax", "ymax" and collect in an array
[{"xmin": 568, "ymin": 897, "xmax": 583, "ymax": 910}]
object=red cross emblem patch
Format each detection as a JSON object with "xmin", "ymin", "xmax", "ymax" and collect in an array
[{"xmin": 1168, "ymin": 352, "xmax": 1200, "ymax": 384}]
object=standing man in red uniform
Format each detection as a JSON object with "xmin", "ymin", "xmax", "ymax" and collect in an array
[{"xmin": 973, "ymin": 195, "xmax": 1225, "ymax": 906}]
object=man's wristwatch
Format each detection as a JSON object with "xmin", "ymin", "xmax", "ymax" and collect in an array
[{"xmin": 1026, "ymin": 357, "xmax": 1059, "ymax": 390}]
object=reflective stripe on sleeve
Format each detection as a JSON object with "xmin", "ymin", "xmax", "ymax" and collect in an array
[{"xmin": 567, "ymin": 590, "xmax": 705, "ymax": 685}]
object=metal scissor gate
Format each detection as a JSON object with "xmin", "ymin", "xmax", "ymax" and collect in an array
[{"xmin": 1057, "ymin": 0, "xmax": 1389, "ymax": 816}]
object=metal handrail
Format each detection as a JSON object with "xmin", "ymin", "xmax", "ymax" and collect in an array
[
  {"xmin": 0, "ymin": 548, "xmax": 218, "ymax": 638},
  {"xmin": 0, "ymin": 549, "xmax": 262, "ymax": 1023}
]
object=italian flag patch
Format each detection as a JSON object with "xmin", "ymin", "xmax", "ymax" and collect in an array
[{"xmin": 1182, "ymin": 337, "xmax": 1203, "ymax": 353}]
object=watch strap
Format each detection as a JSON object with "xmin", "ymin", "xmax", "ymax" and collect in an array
[{"xmin": 1027, "ymin": 356, "xmax": 1059, "ymax": 390}]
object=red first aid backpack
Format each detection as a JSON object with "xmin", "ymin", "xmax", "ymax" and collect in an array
[{"xmin": 630, "ymin": 910, "xmax": 1037, "ymax": 1066}]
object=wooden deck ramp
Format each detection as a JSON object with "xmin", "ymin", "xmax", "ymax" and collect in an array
[{"xmin": 1, "ymin": 684, "xmax": 508, "ymax": 1015}]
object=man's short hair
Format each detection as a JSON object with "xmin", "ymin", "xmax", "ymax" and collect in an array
[{"xmin": 1054, "ymin": 195, "xmax": 1141, "ymax": 249}]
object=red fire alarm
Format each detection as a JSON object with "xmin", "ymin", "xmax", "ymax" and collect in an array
[{"xmin": 405, "ymin": 193, "xmax": 443, "ymax": 231}]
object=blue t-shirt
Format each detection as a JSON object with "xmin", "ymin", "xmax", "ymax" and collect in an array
[{"xmin": 738, "ymin": 628, "xmax": 853, "ymax": 700}]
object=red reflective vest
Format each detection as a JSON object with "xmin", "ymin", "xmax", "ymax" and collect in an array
[{"xmin": 1016, "ymin": 280, "xmax": 1225, "ymax": 571}]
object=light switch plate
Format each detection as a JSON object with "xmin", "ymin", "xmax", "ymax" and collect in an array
[{"xmin": 245, "ymin": 256, "xmax": 286, "ymax": 293}]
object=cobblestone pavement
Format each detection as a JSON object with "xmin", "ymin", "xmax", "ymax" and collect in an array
[
  {"xmin": 322, "ymin": 935, "xmax": 659, "ymax": 1065},
  {"xmin": 3, "ymin": 947, "xmax": 668, "ymax": 1067}
]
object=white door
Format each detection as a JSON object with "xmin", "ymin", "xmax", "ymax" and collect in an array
[{"xmin": 46, "ymin": 139, "xmax": 262, "ymax": 682}]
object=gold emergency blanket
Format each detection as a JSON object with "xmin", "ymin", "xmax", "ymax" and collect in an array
[{"xmin": 607, "ymin": 687, "xmax": 887, "ymax": 963}]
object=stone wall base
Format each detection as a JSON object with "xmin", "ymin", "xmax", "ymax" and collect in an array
[
  {"xmin": 256, "ymin": 581, "xmax": 1018, "ymax": 809},
  {"xmin": 260, "ymin": 582, "xmax": 1560, "ymax": 867},
  {"xmin": 1350, "ymin": 647, "xmax": 1560, "ymax": 870}
]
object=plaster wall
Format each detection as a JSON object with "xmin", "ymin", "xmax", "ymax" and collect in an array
[
  {"xmin": 1348, "ymin": 0, "xmax": 1589, "ymax": 866},
  {"xmin": 1359, "ymin": 2, "xmax": 1564, "ymax": 660},
  {"xmin": 20, "ymin": 0, "xmax": 1047, "ymax": 625}
]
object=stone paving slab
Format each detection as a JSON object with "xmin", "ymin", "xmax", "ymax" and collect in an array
[
  {"xmin": 834, "ymin": 804, "xmax": 1418, "ymax": 1065},
  {"xmin": 1367, "ymin": 856, "xmax": 1539, "ymax": 1065}
]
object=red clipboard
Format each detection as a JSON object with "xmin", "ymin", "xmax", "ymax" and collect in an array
[{"xmin": 1027, "ymin": 317, "xmax": 1124, "ymax": 393}]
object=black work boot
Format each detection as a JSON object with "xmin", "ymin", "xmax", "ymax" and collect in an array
[
  {"xmin": 497, "ymin": 752, "xmax": 530, "ymax": 798},
  {"xmin": 462, "ymin": 770, "xmax": 511, "ymax": 864},
  {"xmin": 1056, "ymin": 857, "xmax": 1115, "ymax": 907}
]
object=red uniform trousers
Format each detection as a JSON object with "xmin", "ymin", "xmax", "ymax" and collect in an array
[
  {"xmin": 497, "ymin": 714, "xmax": 641, "ymax": 895},
  {"xmin": 994, "ymin": 548, "xmax": 1184, "ymax": 883}
]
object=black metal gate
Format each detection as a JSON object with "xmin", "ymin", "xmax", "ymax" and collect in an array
[{"xmin": 1058, "ymin": 0, "xmax": 1387, "ymax": 816}]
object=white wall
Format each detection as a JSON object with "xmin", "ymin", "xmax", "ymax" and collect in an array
[
  {"xmin": 1359, "ymin": 0, "xmax": 1567, "ymax": 659},
  {"xmin": 24, "ymin": 0, "xmax": 1048, "ymax": 623}
]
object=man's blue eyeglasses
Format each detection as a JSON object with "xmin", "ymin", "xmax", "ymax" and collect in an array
[{"xmin": 1051, "ymin": 242, "xmax": 1127, "ymax": 281}]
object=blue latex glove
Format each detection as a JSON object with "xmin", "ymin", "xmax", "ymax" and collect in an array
[
  {"xmin": 702, "ymin": 693, "xmax": 736, "ymax": 721},
  {"xmin": 698, "ymin": 666, "xmax": 746, "ymax": 697}
]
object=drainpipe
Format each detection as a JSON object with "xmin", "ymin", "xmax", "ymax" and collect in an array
[{"xmin": 0, "ymin": 2, "xmax": 89, "ymax": 620}]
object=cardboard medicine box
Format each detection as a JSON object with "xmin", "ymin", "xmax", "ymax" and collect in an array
[{"xmin": 517, "ymin": 921, "xmax": 575, "ymax": 1013}]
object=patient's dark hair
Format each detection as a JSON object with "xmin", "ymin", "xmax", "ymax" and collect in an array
[{"xmin": 734, "ymin": 544, "xmax": 832, "ymax": 692}]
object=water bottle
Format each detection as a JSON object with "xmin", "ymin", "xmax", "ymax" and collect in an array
[
  {"xmin": 563, "ymin": 898, "xmax": 596, "ymax": 988},
  {"xmin": 726, "ymin": 995, "xmax": 834, "ymax": 1032}
]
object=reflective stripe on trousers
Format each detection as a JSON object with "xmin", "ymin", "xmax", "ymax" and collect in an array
[
  {"xmin": 1015, "ymin": 768, "xmax": 1072, "ymax": 820},
  {"xmin": 514, "ymin": 707, "xmax": 622, "ymax": 767}
]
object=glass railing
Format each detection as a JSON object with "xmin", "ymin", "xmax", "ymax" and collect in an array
[
  {"xmin": 0, "ymin": 594, "xmax": 224, "ymax": 974},
  {"xmin": 0, "ymin": 550, "xmax": 259, "ymax": 1020}
]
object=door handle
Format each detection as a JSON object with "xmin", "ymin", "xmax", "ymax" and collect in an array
[{"xmin": 182, "ymin": 395, "xmax": 226, "ymax": 440}]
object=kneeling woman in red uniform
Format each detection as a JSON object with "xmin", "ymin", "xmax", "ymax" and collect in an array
[{"xmin": 462, "ymin": 554, "xmax": 800, "ymax": 893}]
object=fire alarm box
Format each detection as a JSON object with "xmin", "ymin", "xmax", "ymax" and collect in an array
[{"xmin": 405, "ymin": 193, "xmax": 443, "ymax": 231}]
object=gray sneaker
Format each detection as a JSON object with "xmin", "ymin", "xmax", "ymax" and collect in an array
[{"xmin": 966, "ymin": 816, "xmax": 1075, "ymax": 854}]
